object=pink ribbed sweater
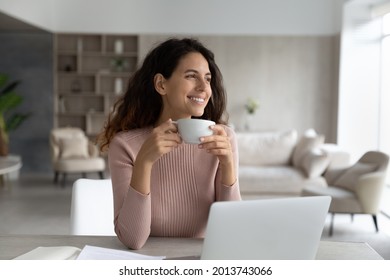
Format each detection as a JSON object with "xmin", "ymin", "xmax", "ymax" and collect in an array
[{"xmin": 108, "ymin": 125, "xmax": 241, "ymax": 249}]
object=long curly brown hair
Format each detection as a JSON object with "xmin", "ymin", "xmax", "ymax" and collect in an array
[{"xmin": 97, "ymin": 37, "xmax": 228, "ymax": 152}]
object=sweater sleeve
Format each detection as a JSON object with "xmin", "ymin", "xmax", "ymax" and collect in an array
[
  {"xmin": 108, "ymin": 135, "xmax": 151, "ymax": 249},
  {"xmin": 215, "ymin": 126, "xmax": 242, "ymax": 201}
]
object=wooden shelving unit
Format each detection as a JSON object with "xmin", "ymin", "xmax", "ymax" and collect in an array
[{"xmin": 54, "ymin": 34, "xmax": 138, "ymax": 136}]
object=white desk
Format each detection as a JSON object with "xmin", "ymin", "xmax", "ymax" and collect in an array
[{"xmin": 0, "ymin": 235, "xmax": 383, "ymax": 260}]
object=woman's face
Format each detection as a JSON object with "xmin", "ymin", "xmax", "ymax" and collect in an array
[{"xmin": 157, "ymin": 52, "xmax": 212, "ymax": 121}]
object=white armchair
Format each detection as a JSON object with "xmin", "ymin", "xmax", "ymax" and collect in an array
[
  {"xmin": 302, "ymin": 151, "xmax": 389, "ymax": 235},
  {"xmin": 50, "ymin": 127, "xmax": 106, "ymax": 187}
]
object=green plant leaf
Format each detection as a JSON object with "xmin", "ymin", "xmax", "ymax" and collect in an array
[
  {"xmin": 0, "ymin": 92, "xmax": 22, "ymax": 113},
  {"xmin": 0, "ymin": 74, "xmax": 8, "ymax": 88},
  {"xmin": 0, "ymin": 74, "xmax": 30, "ymax": 136},
  {"xmin": 6, "ymin": 113, "xmax": 30, "ymax": 132},
  {"xmin": 0, "ymin": 80, "xmax": 21, "ymax": 96}
]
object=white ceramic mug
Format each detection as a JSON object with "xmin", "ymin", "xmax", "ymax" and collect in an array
[{"xmin": 175, "ymin": 119, "xmax": 215, "ymax": 144}]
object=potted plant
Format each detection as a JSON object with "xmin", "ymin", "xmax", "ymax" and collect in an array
[
  {"xmin": 110, "ymin": 57, "xmax": 129, "ymax": 72},
  {"xmin": 244, "ymin": 97, "xmax": 259, "ymax": 131},
  {"xmin": 245, "ymin": 97, "xmax": 259, "ymax": 115},
  {"xmin": 0, "ymin": 73, "xmax": 30, "ymax": 156}
]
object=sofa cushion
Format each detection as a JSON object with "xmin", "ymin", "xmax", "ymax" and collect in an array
[
  {"xmin": 333, "ymin": 162, "xmax": 377, "ymax": 191},
  {"xmin": 292, "ymin": 133, "xmax": 325, "ymax": 168},
  {"xmin": 237, "ymin": 130, "xmax": 297, "ymax": 166},
  {"xmin": 59, "ymin": 136, "xmax": 89, "ymax": 159},
  {"xmin": 239, "ymin": 165, "xmax": 327, "ymax": 196},
  {"xmin": 320, "ymin": 143, "xmax": 351, "ymax": 170},
  {"xmin": 301, "ymin": 148, "xmax": 330, "ymax": 178}
]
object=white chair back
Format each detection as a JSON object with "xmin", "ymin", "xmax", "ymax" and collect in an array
[{"xmin": 70, "ymin": 178, "xmax": 116, "ymax": 236}]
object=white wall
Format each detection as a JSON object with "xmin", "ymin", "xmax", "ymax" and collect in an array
[{"xmin": 0, "ymin": 0, "xmax": 345, "ymax": 35}]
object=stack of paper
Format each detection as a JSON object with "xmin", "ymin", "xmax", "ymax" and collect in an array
[
  {"xmin": 13, "ymin": 245, "xmax": 165, "ymax": 260},
  {"xmin": 76, "ymin": 245, "xmax": 165, "ymax": 260},
  {"xmin": 13, "ymin": 246, "xmax": 81, "ymax": 260}
]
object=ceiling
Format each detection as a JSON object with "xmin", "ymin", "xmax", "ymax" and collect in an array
[
  {"xmin": 0, "ymin": 11, "xmax": 45, "ymax": 32},
  {"xmin": 0, "ymin": 1, "xmax": 344, "ymax": 36}
]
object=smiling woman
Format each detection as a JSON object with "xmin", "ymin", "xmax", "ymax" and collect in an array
[
  {"xmin": 97, "ymin": 38, "xmax": 241, "ymax": 250},
  {"xmin": 153, "ymin": 52, "xmax": 212, "ymax": 121}
]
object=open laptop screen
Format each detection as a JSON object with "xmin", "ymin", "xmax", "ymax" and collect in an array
[{"xmin": 200, "ymin": 196, "xmax": 331, "ymax": 260}]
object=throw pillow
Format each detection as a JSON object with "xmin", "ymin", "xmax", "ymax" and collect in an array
[
  {"xmin": 237, "ymin": 129, "xmax": 298, "ymax": 166},
  {"xmin": 59, "ymin": 136, "xmax": 89, "ymax": 159},
  {"xmin": 333, "ymin": 162, "xmax": 378, "ymax": 192},
  {"xmin": 301, "ymin": 149, "xmax": 330, "ymax": 178},
  {"xmin": 292, "ymin": 132, "xmax": 325, "ymax": 168}
]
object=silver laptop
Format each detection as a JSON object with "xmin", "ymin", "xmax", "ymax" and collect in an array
[{"xmin": 200, "ymin": 196, "xmax": 331, "ymax": 260}]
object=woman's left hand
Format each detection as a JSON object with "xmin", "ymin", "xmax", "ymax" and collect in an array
[
  {"xmin": 199, "ymin": 125, "xmax": 236, "ymax": 186},
  {"xmin": 198, "ymin": 125, "xmax": 233, "ymax": 167}
]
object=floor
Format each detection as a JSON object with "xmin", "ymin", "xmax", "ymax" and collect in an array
[
  {"xmin": 1, "ymin": 173, "xmax": 390, "ymax": 259},
  {"xmin": 0, "ymin": 173, "xmax": 96, "ymax": 235}
]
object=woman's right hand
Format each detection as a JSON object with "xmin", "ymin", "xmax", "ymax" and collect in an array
[
  {"xmin": 136, "ymin": 119, "xmax": 182, "ymax": 166},
  {"xmin": 131, "ymin": 119, "xmax": 181, "ymax": 195}
]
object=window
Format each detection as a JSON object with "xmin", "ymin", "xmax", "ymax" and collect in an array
[{"xmin": 380, "ymin": 13, "xmax": 390, "ymax": 184}]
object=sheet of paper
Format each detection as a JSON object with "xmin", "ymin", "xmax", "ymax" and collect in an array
[
  {"xmin": 76, "ymin": 245, "xmax": 165, "ymax": 260},
  {"xmin": 13, "ymin": 246, "xmax": 81, "ymax": 260}
]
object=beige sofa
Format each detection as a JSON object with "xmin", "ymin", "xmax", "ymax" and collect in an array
[{"xmin": 236, "ymin": 130, "xmax": 350, "ymax": 199}]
